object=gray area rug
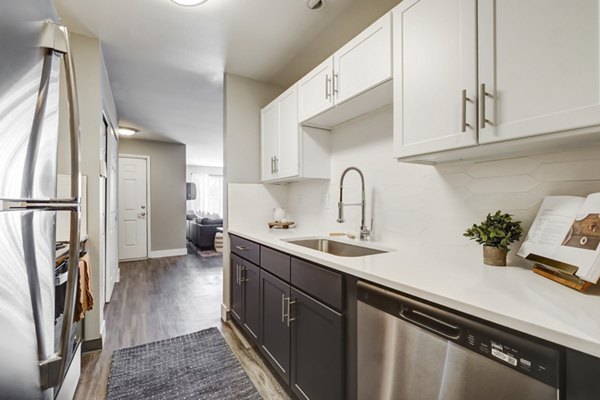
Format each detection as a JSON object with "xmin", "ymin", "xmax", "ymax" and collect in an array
[{"xmin": 107, "ymin": 327, "xmax": 261, "ymax": 400}]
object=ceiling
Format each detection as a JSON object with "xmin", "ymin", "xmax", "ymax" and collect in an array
[{"xmin": 53, "ymin": 0, "xmax": 398, "ymax": 167}]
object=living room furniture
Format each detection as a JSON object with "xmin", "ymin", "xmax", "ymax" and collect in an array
[{"xmin": 189, "ymin": 217, "xmax": 223, "ymax": 251}]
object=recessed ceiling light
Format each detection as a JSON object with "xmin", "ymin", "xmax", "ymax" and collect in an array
[
  {"xmin": 118, "ymin": 127, "xmax": 137, "ymax": 137},
  {"xmin": 306, "ymin": 0, "xmax": 324, "ymax": 10},
  {"xmin": 171, "ymin": 0, "xmax": 208, "ymax": 6}
]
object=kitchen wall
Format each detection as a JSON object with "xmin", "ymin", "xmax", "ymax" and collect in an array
[
  {"xmin": 119, "ymin": 139, "xmax": 187, "ymax": 256},
  {"xmin": 224, "ymin": 74, "xmax": 282, "ymax": 184},
  {"xmin": 284, "ymin": 105, "xmax": 600, "ymax": 265},
  {"xmin": 222, "ymin": 73, "xmax": 283, "ymax": 320},
  {"xmin": 57, "ymin": 32, "xmax": 116, "ymax": 346}
]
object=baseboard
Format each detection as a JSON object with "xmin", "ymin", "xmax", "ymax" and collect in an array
[
  {"xmin": 149, "ymin": 248, "xmax": 187, "ymax": 258},
  {"xmin": 82, "ymin": 337, "xmax": 103, "ymax": 353},
  {"xmin": 221, "ymin": 303, "xmax": 230, "ymax": 322}
]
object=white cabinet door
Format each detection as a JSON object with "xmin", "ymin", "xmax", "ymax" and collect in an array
[
  {"xmin": 334, "ymin": 13, "xmax": 392, "ymax": 104},
  {"xmin": 393, "ymin": 0, "xmax": 478, "ymax": 158},
  {"xmin": 277, "ymin": 86, "xmax": 299, "ymax": 179},
  {"xmin": 261, "ymin": 101, "xmax": 279, "ymax": 181},
  {"xmin": 298, "ymin": 57, "xmax": 334, "ymax": 122},
  {"xmin": 478, "ymin": 0, "xmax": 600, "ymax": 144}
]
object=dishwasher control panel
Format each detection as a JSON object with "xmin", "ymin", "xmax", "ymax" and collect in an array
[{"xmin": 461, "ymin": 327, "xmax": 559, "ymax": 387}]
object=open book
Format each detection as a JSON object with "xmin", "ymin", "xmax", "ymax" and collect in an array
[{"xmin": 518, "ymin": 193, "xmax": 600, "ymax": 283}]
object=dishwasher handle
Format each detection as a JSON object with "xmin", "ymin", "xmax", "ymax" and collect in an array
[
  {"xmin": 358, "ymin": 281, "xmax": 463, "ymax": 342},
  {"xmin": 399, "ymin": 306, "xmax": 461, "ymax": 340}
]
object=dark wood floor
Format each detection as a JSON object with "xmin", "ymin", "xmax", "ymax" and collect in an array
[{"xmin": 74, "ymin": 248, "xmax": 290, "ymax": 399}]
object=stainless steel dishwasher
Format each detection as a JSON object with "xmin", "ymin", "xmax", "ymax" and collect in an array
[{"xmin": 357, "ymin": 281, "xmax": 561, "ymax": 400}]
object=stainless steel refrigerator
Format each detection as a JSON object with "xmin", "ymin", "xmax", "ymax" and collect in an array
[{"xmin": 0, "ymin": 2, "xmax": 83, "ymax": 399}]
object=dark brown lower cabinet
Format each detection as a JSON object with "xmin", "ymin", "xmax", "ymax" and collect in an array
[
  {"xmin": 259, "ymin": 270, "xmax": 344, "ymax": 399},
  {"xmin": 242, "ymin": 261, "xmax": 260, "ymax": 341},
  {"xmin": 230, "ymin": 254, "xmax": 260, "ymax": 344},
  {"xmin": 290, "ymin": 288, "xmax": 343, "ymax": 400},
  {"xmin": 231, "ymin": 254, "xmax": 243, "ymax": 324},
  {"xmin": 259, "ymin": 270, "xmax": 291, "ymax": 384}
]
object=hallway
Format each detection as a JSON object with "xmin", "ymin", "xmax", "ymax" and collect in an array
[{"xmin": 74, "ymin": 250, "xmax": 290, "ymax": 399}]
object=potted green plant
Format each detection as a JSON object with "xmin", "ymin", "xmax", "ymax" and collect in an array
[{"xmin": 463, "ymin": 211, "xmax": 523, "ymax": 266}]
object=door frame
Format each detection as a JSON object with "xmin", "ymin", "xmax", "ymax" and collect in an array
[
  {"xmin": 103, "ymin": 114, "xmax": 120, "ymax": 302},
  {"xmin": 118, "ymin": 154, "xmax": 151, "ymax": 260}
]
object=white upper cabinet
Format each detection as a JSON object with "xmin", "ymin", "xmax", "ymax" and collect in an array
[
  {"xmin": 333, "ymin": 13, "xmax": 392, "ymax": 104},
  {"xmin": 393, "ymin": 0, "xmax": 478, "ymax": 159},
  {"xmin": 298, "ymin": 14, "xmax": 392, "ymax": 128},
  {"xmin": 261, "ymin": 100, "xmax": 279, "ymax": 181},
  {"xmin": 394, "ymin": 0, "xmax": 600, "ymax": 163},
  {"xmin": 298, "ymin": 58, "xmax": 334, "ymax": 123},
  {"xmin": 478, "ymin": 0, "xmax": 600, "ymax": 144},
  {"xmin": 261, "ymin": 86, "xmax": 330, "ymax": 183},
  {"xmin": 277, "ymin": 88, "xmax": 300, "ymax": 179}
]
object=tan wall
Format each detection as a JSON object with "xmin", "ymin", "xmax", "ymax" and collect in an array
[
  {"xmin": 58, "ymin": 33, "xmax": 107, "ymax": 342},
  {"xmin": 119, "ymin": 139, "xmax": 187, "ymax": 253}
]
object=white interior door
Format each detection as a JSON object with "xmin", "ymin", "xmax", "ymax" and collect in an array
[
  {"xmin": 118, "ymin": 156, "xmax": 148, "ymax": 260},
  {"xmin": 105, "ymin": 126, "xmax": 119, "ymax": 300}
]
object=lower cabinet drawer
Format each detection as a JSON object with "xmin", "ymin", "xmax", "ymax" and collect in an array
[
  {"xmin": 261, "ymin": 246, "xmax": 291, "ymax": 281},
  {"xmin": 291, "ymin": 258, "xmax": 342, "ymax": 311},
  {"xmin": 230, "ymin": 234, "xmax": 260, "ymax": 264}
]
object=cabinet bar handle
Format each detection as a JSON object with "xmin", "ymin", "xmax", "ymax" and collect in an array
[
  {"xmin": 240, "ymin": 266, "xmax": 247, "ymax": 283},
  {"xmin": 461, "ymin": 89, "xmax": 472, "ymax": 133},
  {"xmin": 480, "ymin": 83, "xmax": 490, "ymax": 129},
  {"xmin": 270, "ymin": 156, "xmax": 274, "ymax": 175},
  {"xmin": 236, "ymin": 264, "xmax": 240, "ymax": 285},
  {"xmin": 333, "ymin": 73, "xmax": 339, "ymax": 97},
  {"xmin": 286, "ymin": 298, "xmax": 296, "ymax": 327},
  {"xmin": 235, "ymin": 245, "xmax": 248, "ymax": 251},
  {"xmin": 274, "ymin": 156, "xmax": 278, "ymax": 174},
  {"xmin": 281, "ymin": 294, "xmax": 286, "ymax": 323},
  {"xmin": 325, "ymin": 74, "xmax": 331, "ymax": 99}
]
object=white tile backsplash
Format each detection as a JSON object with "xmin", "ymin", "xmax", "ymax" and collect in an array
[
  {"xmin": 286, "ymin": 106, "xmax": 600, "ymax": 264},
  {"xmin": 228, "ymin": 105, "xmax": 600, "ymax": 266}
]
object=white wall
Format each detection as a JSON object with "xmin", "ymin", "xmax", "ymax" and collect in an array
[
  {"xmin": 284, "ymin": 106, "xmax": 600, "ymax": 265},
  {"xmin": 186, "ymin": 165, "xmax": 223, "ymax": 178}
]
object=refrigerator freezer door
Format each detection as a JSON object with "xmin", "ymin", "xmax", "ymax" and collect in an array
[
  {"xmin": 0, "ymin": 22, "xmax": 61, "ymax": 201},
  {"xmin": 0, "ymin": 210, "xmax": 56, "ymax": 399}
]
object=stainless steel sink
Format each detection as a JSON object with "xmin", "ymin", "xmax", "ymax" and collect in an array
[{"xmin": 283, "ymin": 238, "xmax": 389, "ymax": 257}]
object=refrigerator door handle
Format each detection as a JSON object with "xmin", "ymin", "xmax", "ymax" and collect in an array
[
  {"xmin": 56, "ymin": 22, "xmax": 82, "ymax": 387},
  {"xmin": 20, "ymin": 49, "xmax": 57, "ymax": 199},
  {"xmin": 39, "ymin": 22, "xmax": 83, "ymax": 390}
]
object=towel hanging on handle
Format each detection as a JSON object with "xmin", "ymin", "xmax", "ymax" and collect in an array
[{"xmin": 74, "ymin": 253, "xmax": 94, "ymax": 322}]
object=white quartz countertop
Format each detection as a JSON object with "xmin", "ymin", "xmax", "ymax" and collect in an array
[{"xmin": 228, "ymin": 226, "xmax": 600, "ymax": 358}]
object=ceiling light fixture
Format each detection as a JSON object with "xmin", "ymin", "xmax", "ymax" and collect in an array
[
  {"xmin": 170, "ymin": 0, "xmax": 208, "ymax": 6},
  {"xmin": 306, "ymin": 0, "xmax": 324, "ymax": 10},
  {"xmin": 118, "ymin": 127, "xmax": 138, "ymax": 137}
]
